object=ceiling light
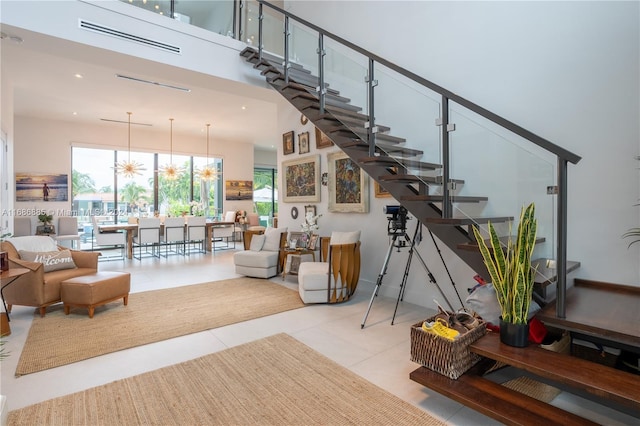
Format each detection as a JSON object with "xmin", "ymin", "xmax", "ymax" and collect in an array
[
  {"xmin": 75, "ymin": 73, "xmax": 83, "ymax": 79},
  {"xmin": 198, "ymin": 123, "xmax": 219, "ymax": 182},
  {"xmin": 114, "ymin": 112, "xmax": 146, "ymax": 178},
  {"xmin": 160, "ymin": 118, "xmax": 183, "ymax": 180}
]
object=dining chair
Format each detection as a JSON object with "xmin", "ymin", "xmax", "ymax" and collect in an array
[
  {"xmin": 55, "ymin": 216, "xmax": 81, "ymax": 249},
  {"xmin": 162, "ymin": 216, "xmax": 186, "ymax": 257},
  {"xmin": 13, "ymin": 217, "xmax": 32, "ymax": 237},
  {"xmin": 91, "ymin": 215, "xmax": 126, "ymax": 261},
  {"xmin": 133, "ymin": 217, "xmax": 161, "ymax": 259},
  {"xmin": 185, "ymin": 216, "xmax": 207, "ymax": 255}
]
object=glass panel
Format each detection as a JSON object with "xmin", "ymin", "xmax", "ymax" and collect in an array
[
  {"xmin": 157, "ymin": 153, "xmax": 191, "ymax": 217},
  {"xmin": 372, "ymin": 63, "xmax": 442, "ymax": 182},
  {"xmin": 174, "ymin": 1, "xmax": 234, "ymax": 36},
  {"xmin": 119, "ymin": 1, "xmax": 234, "ymax": 37},
  {"xmin": 71, "ymin": 147, "xmax": 117, "ymax": 239},
  {"xmin": 448, "ymin": 104, "xmax": 557, "ymax": 282},
  {"xmin": 244, "ymin": 0, "xmax": 284, "ymax": 56},
  {"xmin": 193, "ymin": 156, "xmax": 223, "ymax": 219},
  {"xmin": 323, "ymin": 38, "xmax": 368, "ymax": 114},
  {"xmin": 117, "ymin": 150, "xmax": 155, "ymax": 220},
  {"xmin": 254, "ymin": 168, "xmax": 277, "ymax": 227},
  {"xmin": 289, "ymin": 21, "xmax": 318, "ymax": 76}
]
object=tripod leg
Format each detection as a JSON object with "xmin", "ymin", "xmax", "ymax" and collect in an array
[
  {"xmin": 391, "ymin": 222, "xmax": 421, "ymax": 325},
  {"xmin": 361, "ymin": 235, "xmax": 396, "ymax": 329},
  {"xmin": 411, "ymin": 246, "xmax": 456, "ymax": 311}
]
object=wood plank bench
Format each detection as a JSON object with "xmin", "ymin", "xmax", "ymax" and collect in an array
[
  {"xmin": 410, "ymin": 365, "xmax": 599, "ymax": 426},
  {"xmin": 470, "ymin": 332, "xmax": 640, "ymax": 412}
]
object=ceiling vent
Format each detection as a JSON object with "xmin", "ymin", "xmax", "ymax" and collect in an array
[{"xmin": 79, "ymin": 19, "xmax": 181, "ymax": 54}]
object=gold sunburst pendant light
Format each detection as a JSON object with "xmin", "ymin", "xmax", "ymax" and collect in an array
[
  {"xmin": 115, "ymin": 112, "xmax": 146, "ymax": 178},
  {"xmin": 160, "ymin": 118, "xmax": 183, "ymax": 180},
  {"xmin": 198, "ymin": 123, "xmax": 218, "ymax": 181}
]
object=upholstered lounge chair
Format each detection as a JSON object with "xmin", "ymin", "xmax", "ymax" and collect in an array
[
  {"xmin": 0, "ymin": 236, "xmax": 99, "ymax": 316},
  {"xmin": 233, "ymin": 227, "xmax": 287, "ymax": 278},
  {"xmin": 297, "ymin": 231, "xmax": 361, "ymax": 304}
]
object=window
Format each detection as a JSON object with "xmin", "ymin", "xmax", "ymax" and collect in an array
[{"xmin": 253, "ymin": 167, "xmax": 277, "ymax": 227}]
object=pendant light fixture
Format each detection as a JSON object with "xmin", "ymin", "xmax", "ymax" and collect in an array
[
  {"xmin": 115, "ymin": 112, "xmax": 146, "ymax": 178},
  {"xmin": 198, "ymin": 123, "xmax": 218, "ymax": 181},
  {"xmin": 160, "ymin": 117, "xmax": 183, "ymax": 180}
]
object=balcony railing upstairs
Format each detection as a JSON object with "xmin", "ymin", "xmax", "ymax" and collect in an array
[{"xmin": 245, "ymin": 1, "xmax": 581, "ymax": 318}]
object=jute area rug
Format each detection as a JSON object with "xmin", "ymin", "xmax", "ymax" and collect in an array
[
  {"xmin": 15, "ymin": 278, "xmax": 304, "ymax": 376},
  {"xmin": 8, "ymin": 333, "xmax": 445, "ymax": 426}
]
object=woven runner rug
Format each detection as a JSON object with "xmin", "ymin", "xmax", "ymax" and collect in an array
[
  {"xmin": 8, "ymin": 333, "xmax": 445, "ymax": 426},
  {"xmin": 15, "ymin": 278, "xmax": 304, "ymax": 376}
]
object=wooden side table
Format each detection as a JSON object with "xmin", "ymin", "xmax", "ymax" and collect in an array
[{"xmin": 281, "ymin": 249, "xmax": 315, "ymax": 280}]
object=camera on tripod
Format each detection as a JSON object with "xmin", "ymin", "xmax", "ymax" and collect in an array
[{"xmin": 384, "ymin": 205, "xmax": 408, "ymax": 235}]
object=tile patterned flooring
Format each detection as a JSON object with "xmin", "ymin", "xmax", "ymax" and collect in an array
[{"xmin": 1, "ymin": 249, "xmax": 637, "ymax": 425}]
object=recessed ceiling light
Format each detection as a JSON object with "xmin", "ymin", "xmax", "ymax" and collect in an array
[
  {"xmin": 73, "ymin": 112, "xmax": 78, "ymax": 116},
  {"xmin": 241, "ymin": 106, "xmax": 247, "ymax": 110},
  {"xmin": 75, "ymin": 73, "xmax": 83, "ymax": 79}
]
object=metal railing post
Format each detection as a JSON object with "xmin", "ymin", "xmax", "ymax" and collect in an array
[
  {"xmin": 366, "ymin": 58, "xmax": 376, "ymax": 156},
  {"xmin": 317, "ymin": 33, "xmax": 326, "ymax": 114},
  {"xmin": 257, "ymin": 2, "xmax": 263, "ymax": 60},
  {"xmin": 283, "ymin": 16, "xmax": 290, "ymax": 84},
  {"xmin": 441, "ymin": 96, "xmax": 452, "ymax": 218},
  {"xmin": 556, "ymin": 159, "xmax": 569, "ymax": 318}
]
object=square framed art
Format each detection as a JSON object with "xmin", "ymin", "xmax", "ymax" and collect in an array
[
  {"xmin": 282, "ymin": 155, "xmax": 320, "ymax": 203},
  {"xmin": 315, "ymin": 127, "xmax": 333, "ymax": 149}
]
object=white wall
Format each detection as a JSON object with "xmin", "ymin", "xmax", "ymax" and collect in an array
[
  {"xmin": 11, "ymin": 116, "xmax": 255, "ymax": 219},
  {"xmin": 285, "ymin": 1, "xmax": 640, "ymax": 286}
]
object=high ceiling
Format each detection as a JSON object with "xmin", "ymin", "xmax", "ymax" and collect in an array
[{"xmin": 1, "ymin": 22, "xmax": 282, "ymax": 151}]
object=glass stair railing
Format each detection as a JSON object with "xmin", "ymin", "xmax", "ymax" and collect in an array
[{"xmin": 242, "ymin": 0, "xmax": 582, "ymax": 318}]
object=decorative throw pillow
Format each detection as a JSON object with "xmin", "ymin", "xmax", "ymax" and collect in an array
[
  {"xmin": 19, "ymin": 250, "xmax": 77, "ymax": 272},
  {"xmin": 249, "ymin": 234, "xmax": 266, "ymax": 252},
  {"xmin": 262, "ymin": 227, "xmax": 287, "ymax": 252}
]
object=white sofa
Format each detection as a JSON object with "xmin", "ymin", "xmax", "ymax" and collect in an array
[{"xmin": 233, "ymin": 227, "xmax": 287, "ymax": 278}]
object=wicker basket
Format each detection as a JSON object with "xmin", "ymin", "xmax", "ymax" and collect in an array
[{"xmin": 410, "ymin": 316, "xmax": 486, "ymax": 380}]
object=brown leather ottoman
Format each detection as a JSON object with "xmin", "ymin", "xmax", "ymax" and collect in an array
[{"xmin": 61, "ymin": 271, "xmax": 131, "ymax": 318}]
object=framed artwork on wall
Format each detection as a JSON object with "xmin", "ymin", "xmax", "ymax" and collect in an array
[
  {"xmin": 283, "ymin": 131, "xmax": 295, "ymax": 155},
  {"xmin": 225, "ymin": 180, "xmax": 253, "ymax": 200},
  {"xmin": 298, "ymin": 131, "xmax": 310, "ymax": 154},
  {"xmin": 374, "ymin": 181, "xmax": 392, "ymax": 198},
  {"xmin": 282, "ymin": 155, "xmax": 320, "ymax": 203},
  {"xmin": 315, "ymin": 127, "xmax": 333, "ymax": 149},
  {"xmin": 327, "ymin": 151, "xmax": 369, "ymax": 213},
  {"xmin": 15, "ymin": 173, "xmax": 68, "ymax": 202},
  {"xmin": 304, "ymin": 205, "xmax": 316, "ymax": 216}
]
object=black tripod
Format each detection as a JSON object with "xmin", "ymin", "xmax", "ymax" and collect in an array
[{"xmin": 360, "ymin": 220, "xmax": 455, "ymax": 329}]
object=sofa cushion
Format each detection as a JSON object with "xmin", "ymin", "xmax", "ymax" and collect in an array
[
  {"xmin": 7, "ymin": 236, "xmax": 58, "ymax": 252},
  {"xmin": 249, "ymin": 234, "xmax": 266, "ymax": 252},
  {"xmin": 262, "ymin": 227, "xmax": 287, "ymax": 252},
  {"xmin": 19, "ymin": 250, "xmax": 77, "ymax": 272},
  {"xmin": 330, "ymin": 231, "xmax": 361, "ymax": 245}
]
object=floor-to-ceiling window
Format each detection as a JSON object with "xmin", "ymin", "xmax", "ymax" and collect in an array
[{"xmin": 72, "ymin": 146, "xmax": 223, "ymax": 231}]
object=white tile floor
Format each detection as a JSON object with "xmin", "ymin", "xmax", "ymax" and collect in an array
[{"xmin": 1, "ymin": 249, "xmax": 637, "ymax": 425}]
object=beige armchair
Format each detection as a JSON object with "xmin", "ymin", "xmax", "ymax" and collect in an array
[
  {"xmin": 233, "ymin": 228, "xmax": 287, "ymax": 278},
  {"xmin": 297, "ymin": 231, "xmax": 361, "ymax": 304},
  {"xmin": 1, "ymin": 237, "xmax": 99, "ymax": 317}
]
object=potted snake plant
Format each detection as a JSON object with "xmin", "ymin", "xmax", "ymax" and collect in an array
[{"xmin": 472, "ymin": 202, "xmax": 538, "ymax": 347}]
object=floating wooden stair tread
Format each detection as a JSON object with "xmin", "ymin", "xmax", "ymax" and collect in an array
[
  {"xmin": 287, "ymin": 90, "xmax": 352, "ymax": 106},
  {"xmin": 277, "ymin": 81, "xmax": 341, "ymax": 97},
  {"xmin": 359, "ymin": 156, "xmax": 441, "ymax": 171},
  {"xmin": 424, "ymin": 216, "xmax": 512, "ymax": 225},
  {"xmin": 458, "ymin": 236, "xmax": 546, "ymax": 251},
  {"xmin": 536, "ymin": 279, "xmax": 640, "ymax": 350},
  {"xmin": 470, "ymin": 332, "xmax": 640, "ymax": 411},
  {"xmin": 410, "ymin": 365, "xmax": 599, "ymax": 426},
  {"xmin": 402, "ymin": 194, "xmax": 488, "ymax": 203},
  {"xmin": 381, "ymin": 175, "xmax": 464, "ymax": 185},
  {"xmin": 328, "ymin": 127, "xmax": 406, "ymax": 144},
  {"xmin": 302, "ymin": 103, "xmax": 367, "ymax": 121},
  {"xmin": 340, "ymin": 142, "xmax": 423, "ymax": 158},
  {"xmin": 531, "ymin": 259, "xmax": 581, "ymax": 286}
]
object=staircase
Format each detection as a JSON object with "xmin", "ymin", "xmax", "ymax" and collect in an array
[
  {"xmin": 238, "ymin": 2, "xmax": 639, "ymax": 422},
  {"xmin": 240, "ymin": 45, "xmax": 575, "ymax": 299}
]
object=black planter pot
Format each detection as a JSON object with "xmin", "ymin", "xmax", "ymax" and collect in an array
[{"xmin": 499, "ymin": 317, "xmax": 529, "ymax": 347}]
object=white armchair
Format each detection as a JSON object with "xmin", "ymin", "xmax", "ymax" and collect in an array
[
  {"xmin": 91, "ymin": 216, "xmax": 126, "ymax": 261},
  {"xmin": 233, "ymin": 227, "xmax": 287, "ymax": 278},
  {"xmin": 55, "ymin": 216, "xmax": 81, "ymax": 249},
  {"xmin": 297, "ymin": 231, "xmax": 361, "ymax": 304}
]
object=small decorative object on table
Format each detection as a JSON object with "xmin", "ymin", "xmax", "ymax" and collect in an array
[
  {"xmin": 300, "ymin": 211, "xmax": 321, "ymax": 247},
  {"xmin": 410, "ymin": 304, "xmax": 486, "ymax": 380}
]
